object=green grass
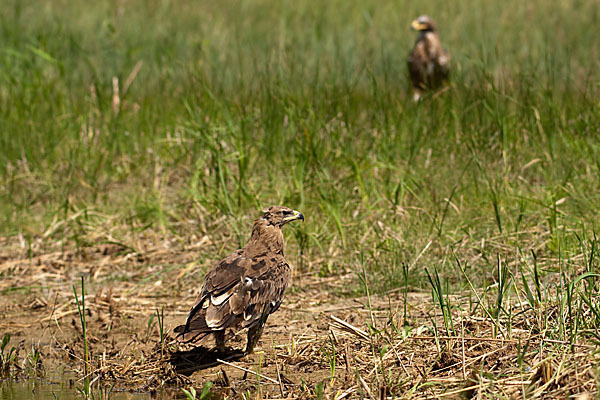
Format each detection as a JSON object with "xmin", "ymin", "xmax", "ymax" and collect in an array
[{"xmin": 1, "ymin": 0, "xmax": 600, "ymax": 296}]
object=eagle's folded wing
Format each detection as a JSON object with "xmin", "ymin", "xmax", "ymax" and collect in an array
[{"xmin": 176, "ymin": 253, "xmax": 288, "ymax": 341}]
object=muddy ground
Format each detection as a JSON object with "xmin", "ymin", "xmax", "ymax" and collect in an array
[{"xmin": 1, "ymin": 236, "xmax": 596, "ymax": 399}]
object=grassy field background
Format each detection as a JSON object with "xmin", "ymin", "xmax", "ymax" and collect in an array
[
  {"xmin": 2, "ymin": 0, "xmax": 599, "ymax": 289},
  {"xmin": 1, "ymin": 0, "xmax": 600, "ymax": 397}
]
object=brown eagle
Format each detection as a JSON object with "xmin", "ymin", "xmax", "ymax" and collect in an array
[
  {"xmin": 175, "ymin": 206, "xmax": 304, "ymax": 354},
  {"xmin": 407, "ymin": 15, "xmax": 450, "ymax": 101}
]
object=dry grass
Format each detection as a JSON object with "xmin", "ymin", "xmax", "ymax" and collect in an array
[
  {"xmin": 2, "ymin": 0, "xmax": 600, "ymax": 398},
  {"xmin": 1, "ymin": 227, "xmax": 598, "ymax": 399}
]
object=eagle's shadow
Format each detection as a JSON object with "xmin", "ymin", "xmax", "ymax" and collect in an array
[{"xmin": 169, "ymin": 346, "xmax": 246, "ymax": 376}]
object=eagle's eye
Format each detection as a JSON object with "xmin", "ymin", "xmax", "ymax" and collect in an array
[{"xmin": 282, "ymin": 210, "xmax": 292, "ymax": 216}]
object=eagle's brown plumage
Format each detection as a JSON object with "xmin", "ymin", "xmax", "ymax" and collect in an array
[
  {"xmin": 175, "ymin": 206, "xmax": 304, "ymax": 354},
  {"xmin": 407, "ymin": 15, "xmax": 450, "ymax": 101}
]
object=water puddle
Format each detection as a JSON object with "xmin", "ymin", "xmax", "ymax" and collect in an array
[{"xmin": 0, "ymin": 378, "xmax": 186, "ymax": 400}]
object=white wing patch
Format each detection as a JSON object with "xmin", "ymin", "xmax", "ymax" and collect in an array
[
  {"xmin": 206, "ymin": 316, "xmax": 221, "ymax": 328},
  {"xmin": 211, "ymin": 291, "xmax": 232, "ymax": 306},
  {"xmin": 205, "ymin": 304, "xmax": 223, "ymax": 328}
]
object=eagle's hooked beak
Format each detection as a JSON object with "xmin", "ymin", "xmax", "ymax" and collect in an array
[
  {"xmin": 283, "ymin": 210, "xmax": 304, "ymax": 223},
  {"xmin": 411, "ymin": 20, "xmax": 426, "ymax": 31}
]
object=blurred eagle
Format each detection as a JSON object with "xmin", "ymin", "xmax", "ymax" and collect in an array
[
  {"xmin": 408, "ymin": 15, "xmax": 450, "ymax": 101},
  {"xmin": 175, "ymin": 206, "xmax": 304, "ymax": 354}
]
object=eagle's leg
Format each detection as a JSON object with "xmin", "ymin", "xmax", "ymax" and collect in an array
[
  {"xmin": 245, "ymin": 323, "xmax": 266, "ymax": 354},
  {"xmin": 245, "ymin": 306, "xmax": 271, "ymax": 354},
  {"xmin": 214, "ymin": 330, "xmax": 226, "ymax": 351}
]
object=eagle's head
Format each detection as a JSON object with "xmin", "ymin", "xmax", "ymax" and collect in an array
[
  {"xmin": 261, "ymin": 206, "xmax": 304, "ymax": 228},
  {"xmin": 411, "ymin": 15, "xmax": 437, "ymax": 33}
]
